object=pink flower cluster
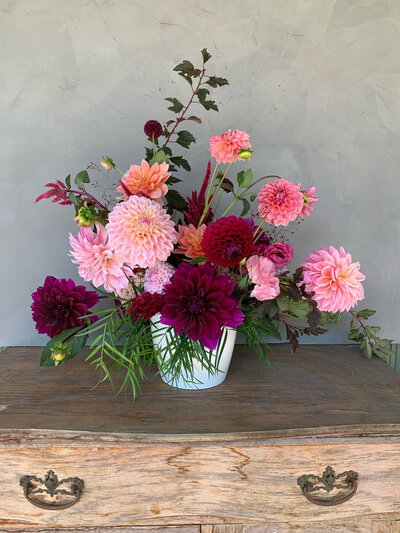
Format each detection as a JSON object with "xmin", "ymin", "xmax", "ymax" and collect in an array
[{"xmin": 246, "ymin": 256, "xmax": 280, "ymax": 301}]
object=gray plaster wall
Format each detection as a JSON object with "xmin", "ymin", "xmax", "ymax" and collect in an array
[{"xmin": 1, "ymin": 0, "xmax": 399, "ymax": 346}]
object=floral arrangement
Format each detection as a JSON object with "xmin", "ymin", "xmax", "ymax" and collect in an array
[{"xmin": 32, "ymin": 49, "xmax": 392, "ymax": 395}]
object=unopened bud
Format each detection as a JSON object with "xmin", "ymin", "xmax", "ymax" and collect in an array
[
  {"xmin": 74, "ymin": 202, "xmax": 97, "ymax": 227},
  {"xmin": 101, "ymin": 158, "xmax": 113, "ymax": 171},
  {"xmin": 239, "ymin": 149, "xmax": 253, "ymax": 160},
  {"xmin": 50, "ymin": 342, "xmax": 69, "ymax": 366}
]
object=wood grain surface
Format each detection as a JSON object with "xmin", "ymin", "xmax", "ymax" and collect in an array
[
  {"xmin": 1, "ymin": 345, "xmax": 400, "ymax": 437},
  {"xmin": 1, "ymin": 439, "xmax": 400, "ymax": 528}
]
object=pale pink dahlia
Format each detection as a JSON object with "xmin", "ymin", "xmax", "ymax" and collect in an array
[
  {"xmin": 258, "ymin": 179, "xmax": 304, "ymax": 226},
  {"xmin": 144, "ymin": 262, "xmax": 175, "ymax": 294},
  {"xmin": 117, "ymin": 160, "xmax": 170, "ymax": 201},
  {"xmin": 69, "ymin": 223, "xmax": 129, "ymax": 296},
  {"xmin": 106, "ymin": 196, "xmax": 177, "ymax": 268},
  {"xmin": 301, "ymin": 246, "xmax": 365, "ymax": 313},
  {"xmin": 299, "ymin": 185, "xmax": 318, "ymax": 217},
  {"xmin": 209, "ymin": 129, "xmax": 251, "ymax": 164}
]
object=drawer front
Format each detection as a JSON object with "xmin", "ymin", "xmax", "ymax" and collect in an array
[{"xmin": 1, "ymin": 439, "xmax": 400, "ymax": 528}]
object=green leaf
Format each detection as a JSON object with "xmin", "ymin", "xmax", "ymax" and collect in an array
[
  {"xmin": 166, "ymin": 176, "xmax": 182, "ymax": 184},
  {"xmin": 320, "ymin": 311, "xmax": 341, "ymax": 325},
  {"xmin": 176, "ymin": 130, "xmax": 196, "ymax": 149},
  {"xmin": 364, "ymin": 326, "xmax": 381, "ymax": 338},
  {"xmin": 237, "ymin": 169, "xmax": 253, "ymax": 188},
  {"xmin": 149, "ymin": 149, "xmax": 168, "ymax": 166},
  {"xmin": 356, "ymin": 309, "xmax": 376, "ymax": 319},
  {"xmin": 360, "ymin": 338, "xmax": 372, "ymax": 359},
  {"xmin": 189, "ymin": 256, "xmax": 208, "ymax": 264},
  {"xmin": 40, "ymin": 327, "xmax": 87, "ymax": 367},
  {"xmin": 170, "ymin": 156, "xmax": 191, "ymax": 172},
  {"xmin": 201, "ymin": 48, "xmax": 212, "ymax": 63},
  {"xmin": 186, "ymin": 115, "xmax": 202, "ymax": 124},
  {"xmin": 165, "ymin": 97, "xmax": 184, "ymax": 113},
  {"xmin": 348, "ymin": 329, "xmax": 364, "ymax": 342},
  {"xmin": 287, "ymin": 299, "xmax": 309, "ymax": 319},
  {"xmin": 206, "ymin": 76, "xmax": 229, "ymax": 88},
  {"xmin": 240, "ymin": 198, "xmax": 250, "ymax": 216},
  {"xmin": 350, "ymin": 319, "xmax": 358, "ymax": 329},
  {"xmin": 165, "ymin": 189, "xmax": 188, "ymax": 211},
  {"xmin": 75, "ymin": 170, "xmax": 90, "ymax": 189},
  {"xmin": 276, "ymin": 295, "xmax": 290, "ymax": 313},
  {"xmin": 249, "ymin": 194, "xmax": 257, "ymax": 202},
  {"xmin": 238, "ymin": 276, "xmax": 249, "ymax": 290},
  {"xmin": 65, "ymin": 174, "xmax": 71, "ymax": 188},
  {"xmin": 197, "ymin": 88, "xmax": 218, "ymax": 111},
  {"xmin": 68, "ymin": 192, "xmax": 81, "ymax": 208}
]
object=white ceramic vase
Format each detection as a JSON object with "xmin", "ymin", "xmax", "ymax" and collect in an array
[{"xmin": 150, "ymin": 315, "xmax": 237, "ymax": 390}]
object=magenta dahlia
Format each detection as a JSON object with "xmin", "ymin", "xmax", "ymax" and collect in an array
[
  {"xmin": 201, "ymin": 216, "xmax": 253, "ymax": 267},
  {"xmin": 161, "ymin": 263, "xmax": 244, "ymax": 350},
  {"xmin": 31, "ymin": 276, "xmax": 98, "ymax": 338}
]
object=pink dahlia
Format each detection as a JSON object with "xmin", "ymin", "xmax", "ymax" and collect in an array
[
  {"xmin": 31, "ymin": 276, "xmax": 98, "ymax": 338},
  {"xmin": 209, "ymin": 129, "xmax": 251, "ymax": 164},
  {"xmin": 300, "ymin": 185, "xmax": 318, "ymax": 217},
  {"xmin": 258, "ymin": 179, "xmax": 304, "ymax": 226},
  {"xmin": 144, "ymin": 262, "xmax": 175, "ymax": 294},
  {"xmin": 69, "ymin": 223, "xmax": 129, "ymax": 296},
  {"xmin": 161, "ymin": 263, "xmax": 244, "ymax": 350},
  {"xmin": 301, "ymin": 246, "xmax": 365, "ymax": 313},
  {"xmin": 106, "ymin": 196, "xmax": 177, "ymax": 268},
  {"xmin": 201, "ymin": 216, "xmax": 253, "ymax": 268},
  {"xmin": 246, "ymin": 256, "xmax": 281, "ymax": 301},
  {"xmin": 117, "ymin": 160, "xmax": 170, "ymax": 201},
  {"xmin": 176, "ymin": 224, "xmax": 206, "ymax": 259}
]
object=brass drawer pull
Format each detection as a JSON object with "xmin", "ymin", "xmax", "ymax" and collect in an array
[
  {"xmin": 297, "ymin": 466, "xmax": 358, "ymax": 506},
  {"xmin": 20, "ymin": 470, "xmax": 84, "ymax": 510}
]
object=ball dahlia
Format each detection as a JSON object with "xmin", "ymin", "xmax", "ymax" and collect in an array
[
  {"xmin": 31, "ymin": 276, "xmax": 98, "ymax": 338},
  {"xmin": 201, "ymin": 216, "xmax": 253, "ymax": 268},
  {"xmin": 161, "ymin": 263, "xmax": 244, "ymax": 350},
  {"xmin": 258, "ymin": 179, "xmax": 304, "ymax": 226},
  {"xmin": 128, "ymin": 291, "xmax": 164, "ymax": 321},
  {"xmin": 117, "ymin": 160, "xmax": 170, "ymax": 201},
  {"xmin": 106, "ymin": 196, "xmax": 177, "ymax": 268},
  {"xmin": 69, "ymin": 223, "xmax": 129, "ymax": 296},
  {"xmin": 209, "ymin": 129, "xmax": 251, "ymax": 164},
  {"xmin": 301, "ymin": 246, "xmax": 365, "ymax": 313}
]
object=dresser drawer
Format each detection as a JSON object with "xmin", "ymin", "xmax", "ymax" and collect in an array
[{"xmin": 1, "ymin": 435, "xmax": 400, "ymax": 529}]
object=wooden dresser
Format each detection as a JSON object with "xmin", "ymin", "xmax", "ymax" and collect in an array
[{"xmin": 1, "ymin": 345, "xmax": 400, "ymax": 533}]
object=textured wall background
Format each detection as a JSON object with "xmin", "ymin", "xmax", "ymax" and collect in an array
[{"xmin": 1, "ymin": 0, "xmax": 399, "ymax": 346}]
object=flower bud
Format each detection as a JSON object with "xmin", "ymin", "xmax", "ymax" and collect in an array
[
  {"xmin": 50, "ymin": 342, "xmax": 68, "ymax": 366},
  {"xmin": 144, "ymin": 120, "xmax": 163, "ymax": 140},
  {"xmin": 239, "ymin": 149, "xmax": 253, "ymax": 160},
  {"xmin": 101, "ymin": 158, "xmax": 113, "ymax": 171},
  {"xmin": 74, "ymin": 202, "xmax": 98, "ymax": 227}
]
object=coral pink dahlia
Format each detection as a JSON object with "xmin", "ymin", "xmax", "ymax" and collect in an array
[
  {"xmin": 176, "ymin": 224, "xmax": 206, "ymax": 259},
  {"xmin": 301, "ymin": 246, "xmax": 365, "ymax": 313},
  {"xmin": 106, "ymin": 196, "xmax": 177, "ymax": 268},
  {"xmin": 117, "ymin": 160, "xmax": 170, "ymax": 201},
  {"xmin": 69, "ymin": 223, "xmax": 129, "ymax": 296},
  {"xmin": 209, "ymin": 129, "xmax": 251, "ymax": 164},
  {"xmin": 258, "ymin": 179, "xmax": 304, "ymax": 226}
]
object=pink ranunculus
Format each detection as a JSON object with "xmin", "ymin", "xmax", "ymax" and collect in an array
[
  {"xmin": 301, "ymin": 246, "xmax": 365, "ymax": 313},
  {"xmin": 246, "ymin": 255, "xmax": 281, "ymax": 301},
  {"xmin": 258, "ymin": 179, "xmax": 304, "ymax": 226},
  {"xmin": 264, "ymin": 242, "xmax": 294, "ymax": 268},
  {"xmin": 209, "ymin": 129, "xmax": 251, "ymax": 164}
]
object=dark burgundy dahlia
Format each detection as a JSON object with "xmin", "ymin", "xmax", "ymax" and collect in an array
[
  {"xmin": 31, "ymin": 276, "xmax": 98, "ymax": 338},
  {"xmin": 201, "ymin": 216, "xmax": 253, "ymax": 268},
  {"xmin": 144, "ymin": 120, "xmax": 163, "ymax": 139},
  {"xmin": 160, "ymin": 263, "xmax": 244, "ymax": 350},
  {"xmin": 128, "ymin": 291, "xmax": 164, "ymax": 321}
]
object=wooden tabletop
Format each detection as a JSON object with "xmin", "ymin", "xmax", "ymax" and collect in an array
[{"xmin": 1, "ymin": 345, "xmax": 400, "ymax": 439}]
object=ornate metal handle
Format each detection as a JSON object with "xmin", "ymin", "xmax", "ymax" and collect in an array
[
  {"xmin": 297, "ymin": 466, "xmax": 358, "ymax": 506},
  {"xmin": 20, "ymin": 470, "xmax": 84, "ymax": 510}
]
